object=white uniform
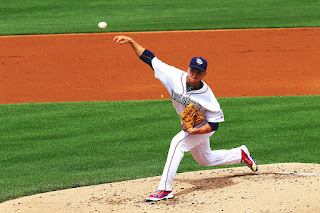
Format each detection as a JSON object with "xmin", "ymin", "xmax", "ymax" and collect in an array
[{"xmin": 152, "ymin": 57, "xmax": 243, "ymax": 191}]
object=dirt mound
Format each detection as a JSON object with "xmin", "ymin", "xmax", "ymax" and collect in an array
[{"xmin": 1, "ymin": 163, "xmax": 319, "ymax": 213}]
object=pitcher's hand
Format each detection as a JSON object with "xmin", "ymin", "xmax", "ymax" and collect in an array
[
  {"xmin": 182, "ymin": 124, "xmax": 196, "ymax": 134},
  {"xmin": 113, "ymin": 36, "xmax": 133, "ymax": 45}
]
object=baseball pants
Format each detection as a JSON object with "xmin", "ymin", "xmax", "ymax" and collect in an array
[{"xmin": 158, "ymin": 130, "xmax": 242, "ymax": 191}]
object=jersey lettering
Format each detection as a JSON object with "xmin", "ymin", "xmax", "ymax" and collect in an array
[{"xmin": 171, "ymin": 90, "xmax": 201, "ymax": 109}]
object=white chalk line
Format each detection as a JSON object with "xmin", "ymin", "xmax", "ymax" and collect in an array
[{"xmin": 273, "ymin": 171, "xmax": 320, "ymax": 176}]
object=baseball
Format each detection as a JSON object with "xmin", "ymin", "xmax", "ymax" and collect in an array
[{"xmin": 98, "ymin": 22, "xmax": 107, "ymax": 29}]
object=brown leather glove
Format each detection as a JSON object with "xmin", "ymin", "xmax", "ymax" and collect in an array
[{"xmin": 180, "ymin": 102, "xmax": 204, "ymax": 129}]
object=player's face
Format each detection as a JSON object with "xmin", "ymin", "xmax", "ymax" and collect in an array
[{"xmin": 187, "ymin": 68, "xmax": 206, "ymax": 84}]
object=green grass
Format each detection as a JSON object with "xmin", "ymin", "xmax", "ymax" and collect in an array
[
  {"xmin": 1, "ymin": 95, "xmax": 319, "ymax": 202},
  {"xmin": 0, "ymin": 0, "xmax": 319, "ymax": 35}
]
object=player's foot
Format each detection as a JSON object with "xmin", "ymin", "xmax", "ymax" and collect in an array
[
  {"xmin": 240, "ymin": 145, "xmax": 258, "ymax": 172},
  {"xmin": 146, "ymin": 190, "xmax": 173, "ymax": 202}
]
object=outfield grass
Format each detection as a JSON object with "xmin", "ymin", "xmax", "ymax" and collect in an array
[
  {"xmin": 1, "ymin": 95, "xmax": 319, "ymax": 202},
  {"xmin": 0, "ymin": 0, "xmax": 319, "ymax": 35}
]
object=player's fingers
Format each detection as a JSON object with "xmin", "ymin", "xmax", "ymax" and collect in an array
[
  {"xmin": 113, "ymin": 36, "xmax": 119, "ymax": 44},
  {"xmin": 113, "ymin": 36, "xmax": 121, "ymax": 42},
  {"xmin": 113, "ymin": 36, "xmax": 123, "ymax": 44},
  {"xmin": 115, "ymin": 37, "xmax": 128, "ymax": 45}
]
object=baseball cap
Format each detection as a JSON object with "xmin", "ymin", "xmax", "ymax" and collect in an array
[{"xmin": 189, "ymin": 57, "xmax": 207, "ymax": 72}]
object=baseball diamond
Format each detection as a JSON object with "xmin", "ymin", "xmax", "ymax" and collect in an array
[{"xmin": 0, "ymin": 28, "xmax": 319, "ymax": 212}]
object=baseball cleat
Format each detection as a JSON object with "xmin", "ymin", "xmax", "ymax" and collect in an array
[
  {"xmin": 146, "ymin": 190, "xmax": 173, "ymax": 202},
  {"xmin": 240, "ymin": 145, "xmax": 258, "ymax": 172}
]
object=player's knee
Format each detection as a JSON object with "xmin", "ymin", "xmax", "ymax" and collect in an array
[{"xmin": 196, "ymin": 159, "xmax": 209, "ymax": 166}]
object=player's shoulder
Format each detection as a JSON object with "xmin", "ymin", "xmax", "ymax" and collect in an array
[{"xmin": 152, "ymin": 57, "xmax": 185, "ymax": 74}]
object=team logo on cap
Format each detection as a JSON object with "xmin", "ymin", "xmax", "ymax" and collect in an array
[{"xmin": 196, "ymin": 58, "xmax": 203, "ymax": 65}]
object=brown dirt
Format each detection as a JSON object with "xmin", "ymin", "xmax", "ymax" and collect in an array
[
  {"xmin": 0, "ymin": 28, "xmax": 319, "ymax": 104},
  {"xmin": 0, "ymin": 163, "xmax": 319, "ymax": 213},
  {"xmin": 0, "ymin": 28, "xmax": 319, "ymax": 212}
]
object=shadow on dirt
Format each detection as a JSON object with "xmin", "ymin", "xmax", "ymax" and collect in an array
[{"xmin": 170, "ymin": 173, "xmax": 259, "ymax": 202}]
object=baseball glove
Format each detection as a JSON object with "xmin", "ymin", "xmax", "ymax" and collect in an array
[{"xmin": 180, "ymin": 102, "xmax": 205, "ymax": 129}]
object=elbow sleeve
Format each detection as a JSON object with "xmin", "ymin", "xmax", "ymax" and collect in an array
[
  {"xmin": 208, "ymin": 122, "xmax": 219, "ymax": 131},
  {"xmin": 139, "ymin": 49, "xmax": 155, "ymax": 69}
]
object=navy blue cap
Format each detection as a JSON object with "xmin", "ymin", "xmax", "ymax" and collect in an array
[{"xmin": 189, "ymin": 57, "xmax": 207, "ymax": 72}]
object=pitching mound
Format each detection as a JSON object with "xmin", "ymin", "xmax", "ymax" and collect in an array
[{"xmin": 1, "ymin": 163, "xmax": 319, "ymax": 213}]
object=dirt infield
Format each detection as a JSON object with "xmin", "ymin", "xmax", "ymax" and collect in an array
[
  {"xmin": 0, "ymin": 28, "xmax": 320, "ymax": 212},
  {"xmin": 0, "ymin": 28, "xmax": 319, "ymax": 104},
  {"xmin": 1, "ymin": 163, "xmax": 319, "ymax": 213}
]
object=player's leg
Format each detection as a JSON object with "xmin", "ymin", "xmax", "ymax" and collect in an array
[
  {"xmin": 147, "ymin": 131, "xmax": 193, "ymax": 201},
  {"xmin": 190, "ymin": 139, "xmax": 242, "ymax": 166},
  {"xmin": 190, "ymin": 141, "xmax": 258, "ymax": 171},
  {"xmin": 157, "ymin": 131, "xmax": 213, "ymax": 191}
]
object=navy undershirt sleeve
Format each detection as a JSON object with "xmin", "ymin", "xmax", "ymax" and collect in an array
[
  {"xmin": 208, "ymin": 122, "xmax": 219, "ymax": 131},
  {"xmin": 139, "ymin": 49, "xmax": 155, "ymax": 69}
]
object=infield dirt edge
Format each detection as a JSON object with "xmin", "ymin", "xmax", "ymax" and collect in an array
[{"xmin": 0, "ymin": 163, "xmax": 319, "ymax": 213}]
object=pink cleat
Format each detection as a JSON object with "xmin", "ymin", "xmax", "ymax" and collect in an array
[
  {"xmin": 146, "ymin": 190, "xmax": 173, "ymax": 202},
  {"xmin": 241, "ymin": 145, "xmax": 258, "ymax": 172}
]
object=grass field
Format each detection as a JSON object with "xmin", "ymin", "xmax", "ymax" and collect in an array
[
  {"xmin": 1, "ymin": 96, "xmax": 319, "ymax": 202},
  {"xmin": 0, "ymin": 0, "xmax": 319, "ymax": 35}
]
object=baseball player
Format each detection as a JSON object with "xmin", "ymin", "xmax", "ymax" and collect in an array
[{"xmin": 114, "ymin": 35, "xmax": 258, "ymax": 202}]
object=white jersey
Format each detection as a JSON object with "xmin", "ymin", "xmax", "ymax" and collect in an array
[{"xmin": 151, "ymin": 57, "xmax": 224, "ymax": 124}]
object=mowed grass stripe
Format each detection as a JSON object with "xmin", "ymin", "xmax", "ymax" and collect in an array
[
  {"xmin": 0, "ymin": 95, "xmax": 319, "ymax": 202},
  {"xmin": 0, "ymin": 0, "xmax": 319, "ymax": 35}
]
